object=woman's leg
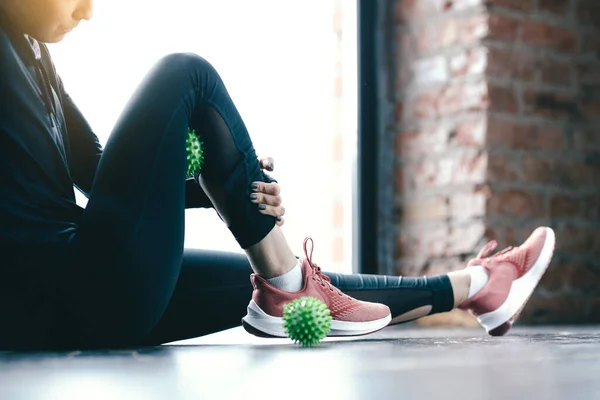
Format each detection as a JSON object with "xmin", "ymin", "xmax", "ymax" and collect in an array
[
  {"xmin": 143, "ymin": 249, "xmax": 468, "ymax": 345},
  {"xmin": 55, "ymin": 53, "xmax": 284, "ymax": 348},
  {"xmin": 145, "ymin": 225, "xmax": 555, "ymax": 344},
  {"xmin": 143, "ymin": 249, "xmax": 255, "ymax": 345}
]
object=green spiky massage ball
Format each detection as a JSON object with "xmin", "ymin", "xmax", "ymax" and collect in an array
[
  {"xmin": 186, "ymin": 128, "xmax": 204, "ymax": 178},
  {"xmin": 283, "ymin": 297, "xmax": 332, "ymax": 347}
]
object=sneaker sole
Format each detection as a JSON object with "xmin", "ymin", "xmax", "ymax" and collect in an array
[
  {"xmin": 478, "ymin": 227, "xmax": 556, "ymax": 333},
  {"xmin": 241, "ymin": 300, "xmax": 392, "ymax": 338}
]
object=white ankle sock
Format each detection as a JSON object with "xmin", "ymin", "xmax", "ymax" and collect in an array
[
  {"xmin": 267, "ymin": 261, "xmax": 303, "ymax": 292},
  {"xmin": 466, "ymin": 265, "xmax": 489, "ymax": 299}
]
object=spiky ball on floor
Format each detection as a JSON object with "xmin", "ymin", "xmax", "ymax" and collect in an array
[
  {"xmin": 186, "ymin": 128, "xmax": 204, "ymax": 178},
  {"xmin": 283, "ymin": 297, "xmax": 332, "ymax": 347}
]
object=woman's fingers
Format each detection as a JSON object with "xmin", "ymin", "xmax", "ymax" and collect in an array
[
  {"xmin": 250, "ymin": 180, "xmax": 284, "ymax": 223},
  {"xmin": 256, "ymin": 203, "xmax": 286, "ymax": 219},
  {"xmin": 259, "ymin": 157, "xmax": 275, "ymax": 172},
  {"xmin": 251, "ymin": 181, "xmax": 280, "ymax": 196},
  {"xmin": 249, "ymin": 191, "xmax": 282, "ymax": 207}
]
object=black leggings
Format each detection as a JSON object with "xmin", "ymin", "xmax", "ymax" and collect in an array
[
  {"xmin": 40, "ymin": 54, "xmax": 454, "ymax": 350},
  {"xmin": 143, "ymin": 250, "xmax": 454, "ymax": 345}
]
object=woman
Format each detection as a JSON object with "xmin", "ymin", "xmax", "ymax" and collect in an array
[{"xmin": 0, "ymin": 0, "xmax": 556, "ymax": 350}]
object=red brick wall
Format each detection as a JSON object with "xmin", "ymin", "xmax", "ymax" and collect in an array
[{"xmin": 394, "ymin": 0, "xmax": 600, "ymax": 324}]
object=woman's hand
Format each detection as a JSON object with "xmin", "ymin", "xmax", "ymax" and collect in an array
[{"xmin": 252, "ymin": 157, "xmax": 285, "ymax": 226}]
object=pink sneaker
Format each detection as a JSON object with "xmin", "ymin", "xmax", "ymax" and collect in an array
[
  {"xmin": 242, "ymin": 238, "xmax": 392, "ymax": 338},
  {"xmin": 460, "ymin": 227, "xmax": 556, "ymax": 336}
]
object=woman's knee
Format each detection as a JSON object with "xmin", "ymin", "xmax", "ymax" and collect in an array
[{"xmin": 157, "ymin": 52, "xmax": 220, "ymax": 81}]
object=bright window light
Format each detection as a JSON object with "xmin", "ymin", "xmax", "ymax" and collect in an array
[{"xmin": 49, "ymin": 0, "xmax": 356, "ymax": 273}]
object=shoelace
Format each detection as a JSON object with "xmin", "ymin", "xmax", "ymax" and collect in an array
[
  {"xmin": 303, "ymin": 237, "xmax": 344, "ymax": 297},
  {"xmin": 467, "ymin": 240, "xmax": 517, "ymax": 268}
]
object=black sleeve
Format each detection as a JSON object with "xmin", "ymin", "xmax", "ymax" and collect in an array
[
  {"xmin": 33, "ymin": 40, "xmax": 101, "ymax": 198},
  {"xmin": 58, "ymin": 78, "xmax": 102, "ymax": 198}
]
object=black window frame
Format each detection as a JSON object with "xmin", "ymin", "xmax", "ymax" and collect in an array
[{"xmin": 357, "ymin": 0, "xmax": 378, "ymax": 274}]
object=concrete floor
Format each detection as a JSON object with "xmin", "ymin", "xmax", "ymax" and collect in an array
[{"xmin": 0, "ymin": 325, "xmax": 599, "ymax": 400}]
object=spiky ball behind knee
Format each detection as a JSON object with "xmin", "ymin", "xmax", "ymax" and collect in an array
[
  {"xmin": 283, "ymin": 297, "xmax": 332, "ymax": 347},
  {"xmin": 186, "ymin": 128, "xmax": 204, "ymax": 178}
]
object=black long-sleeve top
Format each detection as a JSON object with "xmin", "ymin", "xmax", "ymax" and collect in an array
[{"xmin": 0, "ymin": 24, "xmax": 212, "ymax": 246}]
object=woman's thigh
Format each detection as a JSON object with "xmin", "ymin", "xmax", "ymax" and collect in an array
[
  {"xmin": 56, "ymin": 55, "xmax": 204, "ymax": 346},
  {"xmin": 144, "ymin": 248, "xmax": 255, "ymax": 345}
]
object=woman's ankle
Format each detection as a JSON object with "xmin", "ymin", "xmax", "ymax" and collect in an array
[
  {"xmin": 448, "ymin": 270, "xmax": 471, "ymax": 308},
  {"xmin": 245, "ymin": 225, "xmax": 297, "ymax": 279}
]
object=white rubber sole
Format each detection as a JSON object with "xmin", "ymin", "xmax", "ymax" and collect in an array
[
  {"xmin": 478, "ymin": 227, "xmax": 556, "ymax": 332},
  {"xmin": 242, "ymin": 300, "xmax": 392, "ymax": 338}
]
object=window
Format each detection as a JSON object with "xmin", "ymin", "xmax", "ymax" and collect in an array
[{"xmin": 50, "ymin": 0, "xmax": 357, "ymax": 273}]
